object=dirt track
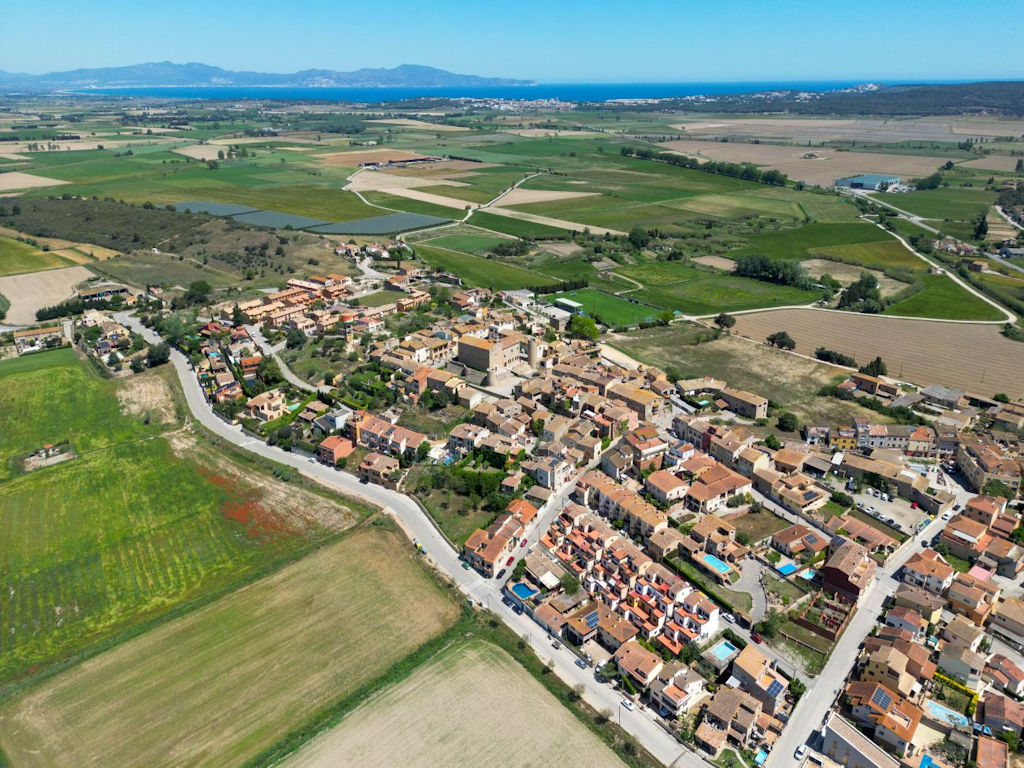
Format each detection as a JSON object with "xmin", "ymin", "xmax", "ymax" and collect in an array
[{"xmin": 731, "ymin": 308, "xmax": 1024, "ymax": 397}]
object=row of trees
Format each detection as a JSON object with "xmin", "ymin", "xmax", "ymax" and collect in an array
[
  {"xmin": 733, "ymin": 254, "xmax": 813, "ymax": 290},
  {"xmin": 620, "ymin": 146, "xmax": 789, "ymax": 186}
]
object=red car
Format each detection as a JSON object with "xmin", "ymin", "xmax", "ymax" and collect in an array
[
  {"xmin": 751, "ymin": 633, "xmax": 764, "ymax": 644},
  {"xmin": 506, "ymin": 556, "xmax": 515, "ymax": 566}
]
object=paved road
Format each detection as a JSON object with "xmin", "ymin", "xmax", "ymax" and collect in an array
[
  {"xmin": 245, "ymin": 324, "xmax": 330, "ymax": 394},
  {"xmin": 118, "ymin": 312, "xmax": 699, "ymax": 768}
]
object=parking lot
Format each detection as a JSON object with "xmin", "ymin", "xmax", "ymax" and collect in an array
[{"xmin": 849, "ymin": 487, "xmax": 927, "ymax": 535}]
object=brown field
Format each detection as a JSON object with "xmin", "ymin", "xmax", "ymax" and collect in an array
[
  {"xmin": 346, "ymin": 169, "xmax": 470, "ymax": 192},
  {"xmin": 661, "ymin": 139, "xmax": 942, "ymax": 187},
  {"xmin": 959, "ymin": 155, "xmax": 1024, "ymax": 172},
  {"xmin": 0, "ymin": 265, "xmax": 92, "ymax": 324},
  {"xmin": 693, "ymin": 255, "xmax": 736, "ymax": 271},
  {"xmin": 315, "ymin": 148, "xmax": 435, "ymax": 167},
  {"xmin": 730, "ymin": 308, "xmax": 1024, "ymax": 397},
  {"xmin": 0, "ymin": 171, "xmax": 68, "ymax": 192},
  {"xmin": 171, "ymin": 144, "xmax": 224, "ymax": 161},
  {"xmin": 366, "ymin": 118, "xmax": 468, "ymax": 131},
  {"xmin": 380, "ymin": 186, "xmax": 474, "ymax": 210},
  {"xmin": 483, "ymin": 206, "xmax": 626, "ymax": 236},
  {"xmin": 0, "ymin": 526, "xmax": 459, "ymax": 768},
  {"xmin": 801, "ymin": 259, "xmax": 907, "ymax": 297},
  {"xmin": 500, "ymin": 187, "xmax": 599, "ymax": 206},
  {"xmin": 671, "ymin": 116, "xmax": 1024, "ymax": 143},
  {"xmin": 0, "ymin": 227, "xmax": 120, "ymax": 261},
  {"xmin": 501, "ymin": 128, "xmax": 601, "ymax": 137},
  {"xmin": 987, "ymin": 210, "xmax": 1019, "ymax": 242},
  {"xmin": 282, "ymin": 641, "xmax": 625, "ymax": 768}
]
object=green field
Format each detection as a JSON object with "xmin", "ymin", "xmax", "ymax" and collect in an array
[
  {"xmin": 0, "ymin": 526, "xmax": 458, "ymax": 768},
  {"xmin": 875, "ymin": 187, "xmax": 994, "ymax": 221},
  {"xmin": 0, "ymin": 236, "xmax": 72, "ymax": 276},
  {"xmin": 424, "ymin": 233, "xmax": 512, "ymax": 254},
  {"xmin": 882, "ymin": 272, "xmax": 1005, "ymax": 320},
  {"xmin": 467, "ymin": 209, "xmax": 571, "ymax": 237},
  {"xmin": 0, "ymin": 350, "xmax": 353, "ymax": 686},
  {"xmin": 414, "ymin": 243, "xmax": 558, "ymax": 290},
  {"xmin": 362, "ymin": 191, "xmax": 468, "ymax": 218},
  {"xmin": 544, "ymin": 289, "xmax": 660, "ymax": 327},
  {"xmin": 809, "ymin": 239, "xmax": 924, "ymax": 271},
  {"xmin": 354, "ymin": 290, "xmax": 402, "ymax": 307},
  {"xmin": 733, "ymin": 222, "xmax": 893, "ymax": 260}
]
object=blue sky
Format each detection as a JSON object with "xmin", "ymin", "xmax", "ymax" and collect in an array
[{"xmin": 4, "ymin": 0, "xmax": 1023, "ymax": 82}]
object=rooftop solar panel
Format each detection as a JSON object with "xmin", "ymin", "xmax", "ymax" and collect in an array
[
  {"xmin": 767, "ymin": 680, "xmax": 785, "ymax": 699},
  {"xmin": 871, "ymin": 687, "xmax": 893, "ymax": 709}
]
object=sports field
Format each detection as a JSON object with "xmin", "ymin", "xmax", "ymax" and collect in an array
[
  {"xmin": 544, "ymin": 289, "xmax": 659, "ymax": 327},
  {"xmin": 282, "ymin": 640, "xmax": 625, "ymax": 768},
  {"xmin": 0, "ymin": 527, "xmax": 459, "ymax": 768},
  {"xmin": 0, "ymin": 350, "xmax": 356, "ymax": 685}
]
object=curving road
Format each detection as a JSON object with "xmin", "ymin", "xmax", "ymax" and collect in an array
[{"xmin": 117, "ymin": 312, "xmax": 701, "ymax": 768}]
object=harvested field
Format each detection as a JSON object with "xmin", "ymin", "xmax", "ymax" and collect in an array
[
  {"xmin": 170, "ymin": 144, "xmax": 225, "ymax": 161},
  {"xmin": 387, "ymin": 159, "xmax": 496, "ymax": 176},
  {"xmin": 0, "ymin": 171, "xmax": 68, "ymax": 192},
  {"xmin": 346, "ymin": 169, "xmax": 469, "ymax": 192},
  {"xmin": 116, "ymin": 370, "xmax": 177, "ymax": 424},
  {"xmin": 671, "ymin": 116, "xmax": 1024, "ymax": 143},
  {"xmin": 366, "ymin": 118, "xmax": 468, "ymax": 131},
  {"xmin": 661, "ymin": 139, "xmax": 943, "ymax": 187},
  {"xmin": 485, "ymin": 206, "xmax": 625, "ymax": 236},
  {"xmin": 501, "ymin": 128, "xmax": 600, "ymax": 137},
  {"xmin": 801, "ymin": 259, "xmax": 907, "ymax": 297},
  {"xmin": 282, "ymin": 641, "xmax": 625, "ymax": 768},
  {"xmin": 0, "ymin": 527, "xmax": 458, "ymax": 768},
  {"xmin": 959, "ymin": 155, "xmax": 1024, "ymax": 172},
  {"xmin": 730, "ymin": 308, "xmax": 1024, "ymax": 397},
  {"xmin": 0, "ymin": 265, "xmax": 92, "ymax": 324},
  {"xmin": 365, "ymin": 186, "xmax": 472, "ymax": 210},
  {"xmin": 315, "ymin": 149, "xmax": 435, "ymax": 167},
  {"xmin": 693, "ymin": 255, "xmax": 736, "ymax": 271},
  {"xmin": 499, "ymin": 187, "xmax": 599, "ymax": 206}
]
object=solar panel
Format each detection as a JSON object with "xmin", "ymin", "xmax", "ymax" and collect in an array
[
  {"xmin": 584, "ymin": 611, "xmax": 599, "ymax": 629},
  {"xmin": 871, "ymin": 687, "xmax": 893, "ymax": 709},
  {"xmin": 766, "ymin": 680, "xmax": 785, "ymax": 699}
]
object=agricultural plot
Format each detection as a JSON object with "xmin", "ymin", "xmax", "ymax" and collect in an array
[
  {"xmin": 282, "ymin": 641, "xmax": 625, "ymax": 768},
  {"xmin": 0, "ymin": 527, "xmax": 458, "ymax": 768},
  {"xmin": 882, "ymin": 272, "xmax": 1005, "ymax": 321},
  {"xmin": 172, "ymin": 200, "xmax": 258, "ymax": 216},
  {"xmin": 734, "ymin": 222, "xmax": 897, "ymax": 261},
  {"xmin": 0, "ymin": 265, "xmax": 93, "ymax": 324},
  {"xmin": 423, "ymin": 232, "xmax": 512, "ymax": 254},
  {"xmin": 728, "ymin": 308, "xmax": 1024, "ymax": 397},
  {"xmin": 230, "ymin": 209, "xmax": 329, "ymax": 229},
  {"xmin": 467, "ymin": 208, "xmax": 572, "ymax": 237},
  {"xmin": 309, "ymin": 212, "xmax": 450, "ymax": 234},
  {"xmin": 875, "ymin": 187, "xmax": 994, "ymax": 221},
  {"xmin": 0, "ymin": 235, "xmax": 74, "ymax": 276},
  {"xmin": 414, "ymin": 244, "xmax": 558, "ymax": 290},
  {"xmin": 544, "ymin": 289, "xmax": 659, "ymax": 327},
  {"xmin": 0, "ymin": 351, "xmax": 356, "ymax": 685}
]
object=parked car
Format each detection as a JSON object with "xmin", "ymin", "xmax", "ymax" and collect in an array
[
  {"xmin": 723, "ymin": 613, "xmax": 736, "ymax": 624},
  {"xmin": 461, "ymin": 561, "xmax": 471, "ymax": 570},
  {"xmin": 575, "ymin": 658, "xmax": 587, "ymax": 670},
  {"xmin": 795, "ymin": 745, "xmax": 807, "ymax": 761},
  {"xmin": 942, "ymin": 511, "xmax": 953, "ymax": 520},
  {"xmin": 506, "ymin": 556, "xmax": 515, "ymax": 567},
  {"xmin": 520, "ymin": 539, "xmax": 527, "ymax": 547},
  {"xmin": 751, "ymin": 633, "xmax": 764, "ymax": 644},
  {"xmin": 552, "ymin": 639, "xmax": 561, "ymax": 649},
  {"xmin": 621, "ymin": 699, "xmax": 635, "ymax": 711},
  {"xmin": 496, "ymin": 569, "xmax": 506, "ymax": 579}
]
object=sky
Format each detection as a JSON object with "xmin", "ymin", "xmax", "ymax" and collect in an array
[{"xmin": 3, "ymin": 0, "xmax": 1023, "ymax": 83}]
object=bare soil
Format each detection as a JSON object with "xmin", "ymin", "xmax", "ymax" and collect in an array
[
  {"xmin": 0, "ymin": 265, "xmax": 92, "ymax": 324},
  {"xmin": 0, "ymin": 172, "xmax": 68, "ymax": 192}
]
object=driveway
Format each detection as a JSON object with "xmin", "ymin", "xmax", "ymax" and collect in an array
[{"xmin": 734, "ymin": 559, "xmax": 768, "ymax": 621}]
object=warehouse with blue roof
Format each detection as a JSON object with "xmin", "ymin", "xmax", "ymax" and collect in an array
[{"xmin": 834, "ymin": 173, "xmax": 901, "ymax": 190}]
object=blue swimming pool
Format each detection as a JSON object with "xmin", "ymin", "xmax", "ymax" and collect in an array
[
  {"xmin": 776, "ymin": 562, "xmax": 798, "ymax": 576},
  {"xmin": 799, "ymin": 568, "xmax": 817, "ymax": 581},
  {"xmin": 709, "ymin": 639, "xmax": 738, "ymax": 661},
  {"xmin": 702, "ymin": 553, "xmax": 731, "ymax": 574},
  {"xmin": 924, "ymin": 698, "xmax": 970, "ymax": 728},
  {"xmin": 755, "ymin": 749, "xmax": 768, "ymax": 766},
  {"xmin": 510, "ymin": 582, "xmax": 538, "ymax": 601}
]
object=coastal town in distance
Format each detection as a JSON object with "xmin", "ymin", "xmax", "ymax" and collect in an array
[{"xmin": 1, "ymin": 8, "xmax": 1024, "ymax": 768}]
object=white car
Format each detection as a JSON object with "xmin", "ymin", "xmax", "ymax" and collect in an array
[
  {"xmin": 621, "ymin": 699, "xmax": 635, "ymax": 711},
  {"xmin": 795, "ymin": 744, "xmax": 807, "ymax": 761},
  {"xmin": 723, "ymin": 613, "xmax": 736, "ymax": 624},
  {"xmin": 942, "ymin": 511, "xmax": 952, "ymax": 520}
]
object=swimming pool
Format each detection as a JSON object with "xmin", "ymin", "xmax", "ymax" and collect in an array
[
  {"xmin": 754, "ymin": 749, "xmax": 768, "ymax": 766},
  {"xmin": 709, "ymin": 639, "xmax": 738, "ymax": 662},
  {"xmin": 924, "ymin": 698, "xmax": 970, "ymax": 728},
  {"xmin": 702, "ymin": 553, "xmax": 731, "ymax": 574},
  {"xmin": 799, "ymin": 568, "xmax": 817, "ymax": 581},
  {"xmin": 776, "ymin": 562, "xmax": 798, "ymax": 576},
  {"xmin": 510, "ymin": 582, "xmax": 538, "ymax": 601}
]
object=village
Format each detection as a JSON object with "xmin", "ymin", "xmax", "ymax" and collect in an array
[{"xmin": 7, "ymin": 235, "xmax": 1023, "ymax": 768}]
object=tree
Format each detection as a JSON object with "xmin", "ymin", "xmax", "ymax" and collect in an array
[
  {"xmin": 145, "ymin": 342, "xmax": 171, "ymax": 367},
  {"xmin": 627, "ymin": 226, "xmax": 651, "ymax": 250},
  {"xmin": 416, "ymin": 441, "xmax": 430, "ymax": 462},
  {"xmin": 560, "ymin": 573, "xmax": 580, "ymax": 594},
  {"xmin": 993, "ymin": 393, "xmax": 1010, "ymax": 403},
  {"xmin": 183, "ymin": 280, "xmax": 212, "ymax": 306},
  {"xmin": 657, "ymin": 310, "xmax": 674, "ymax": 326},
  {"xmin": 714, "ymin": 313, "xmax": 736, "ymax": 330},
  {"xmin": 1016, "ymin": 158, "xmax": 1023, "ymax": 172},
  {"xmin": 776, "ymin": 412, "xmax": 799, "ymax": 432},
  {"xmin": 764, "ymin": 433, "xmax": 781, "ymax": 450},
  {"xmin": 567, "ymin": 315, "xmax": 599, "ymax": 340},
  {"xmin": 859, "ymin": 356, "xmax": 888, "ymax": 377},
  {"xmin": 973, "ymin": 211, "xmax": 989, "ymax": 240},
  {"xmin": 766, "ymin": 330, "xmax": 795, "ymax": 350},
  {"xmin": 789, "ymin": 678, "xmax": 807, "ymax": 699},
  {"xmin": 285, "ymin": 327, "xmax": 306, "ymax": 349},
  {"xmin": 232, "ymin": 303, "xmax": 245, "ymax": 326},
  {"xmin": 129, "ymin": 357, "xmax": 145, "ymax": 373}
]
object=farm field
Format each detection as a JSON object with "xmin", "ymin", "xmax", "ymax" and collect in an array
[
  {"xmin": 882, "ymin": 272, "xmax": 1005, "ymax": 321},
  {"xmin": 0, "ymin": 526, "xmax": 459, "ymax": 768},
  {"xmin": 728, "ymin": 308, "xmax": 1024, "ymax": 397},
  {"xmin": 0, "ymin": 235, "xmax": 73, "ymax": 276},
  {"xmin": 0, "ymin": 350, "xmax": 359, "ymax": 686},
  {"xmin": 0, "ymin": 265, "xmax": 92, "ymax": 324},
  {"xmin": 544, "ymin": 289, "xmax": 659, "ymax": 327},
  {"xmin": 422, "ymin": 232, "xmax": 512, "ymax": 254},
  {"xmin": 414, "ymin": 243, "xmax": 558, "ymax": 290},
  {"xmin": 282, "ymin": 640, "xmax": 626, "ymax": 768},
  {"xmin": 875, "ymin": 187, "xmax": 994, "ymax": 222},
  {"xmin": 610, "ymin": 326, "xmax": 893, "ymax": 427}
]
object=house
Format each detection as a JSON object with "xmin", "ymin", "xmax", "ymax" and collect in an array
[
  {"xmin": 719, "ymin": 388, "xmax": 768, "ymax": 419},
  {"xmin": 649, "ymin": 662, "xmax": 705, "ymax": 718},
  {"xmin": 981, "ymin": 692, "xmax": 1024, "ymax": 737},
  {"xmin": 939, "ymin": 642, "xmax": 987, "ymax": 690},
  {"xmin": 883, "ymin": 606, "xmax": 927, "ymax": 639},
  {"xmin": 991, "ymin": 596, "xmax": 1024, "ymax": 641},
  {"xmin": 317, "ymin": 435, "xmax": 353, "ymax": 466},
  {"xmin": 963, "ymin": 494, "xmax": 1008, "ymax": 528},
  {"xmin": 350, "ymin": 411, "xmax": 428, "ymax": 457},
  {"xmin": 893, "ymin": 583, "xmax": 944, "ymax": 626},
  {"xmin": 940, "ymin": 515, "xmax": 993, "ymax": 562},
  {"xmin": 645, "ymin": 470, "xmax": 688, "ymax": 504},
  {"xmin": 844, "ymin": 680, "xmax": 921, "ymax": 758},
  {"xmin": 984, "ymin": 654, "xmax": 1024, "ymax": 697},
  {"xmin": 358, "ymin": 452, "xmax": 400, "ymax": 488},
  {"xmin": 731, "ymin": 644, "xmax": 789, "ymax": 715},
  {"xmin": 947, "ymin": 572, "xmax": 1000, "ymax": 626},
  {"xmin": 596, "ymin": 606, "xmax": 640, "ymax": 650},
  {"xmin": 244, "ymin": 389, "xmax": 286, "ymax": 422},
  {"xmin": 822, "ymin": 538, "xmax": 877, "ymax": 604},
  {"xmin": 943, "ymin": 615, "xmax": 984, "ymax": 651},
  {"xmin": 463, "ymin": 514, "xmax": 523, "ymax": 578},
  {"xmin": 771, "ymin": 524, "xmax": 829, "ymax": 559},
  {"xmin": 975, "ymin": 735, "xmax": 1009, "ymax": 768},
  {"xmin": 850, "ymin": 372, "xmax": 899, "ymax": 398},
  {"xmin": 901, "ymin": 549, "xmax": 955, "ymax": 595},
  {"xmin": 695, "ymin": 686, "xmax": 763, "ymax": 757},
  {"xmin": 860, "ymin": 645, "xmax": 917, "ymax": 698},
  {"xmin": 12, "ymin": 326, "xmax": 64, "ymax": 353},
  {"xmin": 821, "ymin": 711, "xmax": 900, "ymax": 768},
  {"xmin": 614, "ymin": 640, "xmax": 664, "ymax": 689},
  {"xmin": 607, "ymin": 383, "xmax": 665, "ymax": 420}
]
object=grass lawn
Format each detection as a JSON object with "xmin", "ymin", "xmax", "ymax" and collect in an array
[
  {"xmin": 667, "ymin": 554, "xmax": 753, "ymax": 614},
  {"xmin": 544, "ymin": 289, "xmax": 659, "ymax": 327},
  {"xmin": 0, "ymin": 236, "xmax": 74, "ymax": 276},
  {"xmin": 763, "ymin": 573, "xmax": 810, "ymax": 606},
  {"xmin": 0, "ymin": 350, "xmax": 358, "ymax": 688},
  {"xmin": 729, "ymin": 507, "xmax": 790, "ymax": 544},
  {"xmin": 354, "ymin": 289, "xmax": 402, "ymax": 307},
  {"xmin": 715, "ymin": 748, "xmax": 751, "ymax": 768},
  {"xmin": 414, "ymin": 243, "xmax": 558, "ymax": 290},
  {"xmin": 777, "ymin": 620, "xmax": 828, "ymax": 675},
  {"xmin": 0, "ymin": 526, "xmax": 459, "ymax": 768},
  {"xmin": 882, "ymin": 272, "xmax": 1005, "ymax": 321}
]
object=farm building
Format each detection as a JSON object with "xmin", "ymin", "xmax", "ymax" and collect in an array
[{"xmin": 834, "ymin": 174, "xmax": 901, "ymax": 191}]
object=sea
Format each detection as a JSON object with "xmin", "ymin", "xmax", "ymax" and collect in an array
[{"xmin": 68, "ymin": 80, "xmax": 928, "ymax": 103}]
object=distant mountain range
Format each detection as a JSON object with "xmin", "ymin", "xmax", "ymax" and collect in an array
[{"xmin": 0, "ymin": 62, "xmax": 536, "ymax": 90}]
